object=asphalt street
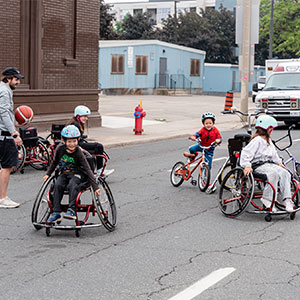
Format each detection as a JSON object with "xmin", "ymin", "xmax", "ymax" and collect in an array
[{"xmin": 1, "ymin": 125, "xmax": 300, "ymax": 300}]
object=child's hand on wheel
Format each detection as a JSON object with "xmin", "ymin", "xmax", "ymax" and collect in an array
[
  {"xmin": 43, "ymin": 175, "xmax": 49, "ymax": 182},
  {"xmin": 94, "ymin": 189, "xmax": 100, "ymax": 196},
  {"xmin": 243, "ymin": 167, "xmax": 252, "ymax": 176}
]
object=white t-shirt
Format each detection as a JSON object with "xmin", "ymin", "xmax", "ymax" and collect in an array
[{"xmin": 240, "ymin": 136, "xmax": 281, "ymax": 168}]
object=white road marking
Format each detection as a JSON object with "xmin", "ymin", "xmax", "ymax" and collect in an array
[
  {"xmin": 167, "ymin": 267, "xmax": 236, "ymax": 300},
  {"xmin": 293, "ymin": 138, "xmax": 300, "ymax": 142}
]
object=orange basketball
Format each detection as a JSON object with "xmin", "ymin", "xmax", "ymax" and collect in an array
[{"xmin": 15, "ymin": 105, "xmax": 34, "ymax": 126}]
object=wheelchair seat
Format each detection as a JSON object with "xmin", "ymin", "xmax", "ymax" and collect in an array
[{"xmin": 253, "ymin": 172, "xmax": 268, "ymax": 181}]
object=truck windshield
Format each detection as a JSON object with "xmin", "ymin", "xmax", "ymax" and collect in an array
[{"xmin": 264, "ymin": 73, "xmax": 300, "ymax": 90}]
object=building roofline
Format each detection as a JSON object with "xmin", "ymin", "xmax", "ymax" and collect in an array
[{"xmin": 99, "ymin": 40, "xmax": 206, "ymax": 55}]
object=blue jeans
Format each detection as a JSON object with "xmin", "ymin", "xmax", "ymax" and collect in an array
[{"xmin": 189, "ymin": 144, "xmax": 214, "ymax": 169}]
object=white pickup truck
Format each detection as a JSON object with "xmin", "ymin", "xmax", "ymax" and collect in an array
[{"xmin": 255, "ymin": 60, "xmax": 300, "ymax": 125}]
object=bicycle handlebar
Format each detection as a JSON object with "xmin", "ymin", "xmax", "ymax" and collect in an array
[
  {"xmin": 195, "ymin": 138, "xmax": 218, "ymax": 149},
  {"xmin": 273, "ymin": 124, "xmax": 295, "ymax": 151},
  {"xmin": 222, "ymin": 109, "xmax": 272, "ymax": 117}
]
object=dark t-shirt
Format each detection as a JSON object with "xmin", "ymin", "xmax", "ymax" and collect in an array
[{"xmin": 46, "ymin": 144, "xmax": 98, "ymax": 190}]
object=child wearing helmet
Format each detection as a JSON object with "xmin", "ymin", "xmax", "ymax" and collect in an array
[
  {"xmin": 240, "ymin": 115, "xmax": 295, "ymax": 213},
  {"xmin": 43, "ymin": 125, "xmax": 100, "ymax": 223},
  {"xmin": 184, "ymin": 112, "xmax": 222, "ymax": 169},
  {"xmin": 68, "ymin": 105, "xmax": 114, "ymax": 177}
]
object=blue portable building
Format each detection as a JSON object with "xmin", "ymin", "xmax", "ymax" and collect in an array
[
  {"xmin": 99, "ymin": 40, "xmax": 206, "ymax": 94},
  {"xmin": 203, "ymin": 63, "xmax": 265, "ymax": 95}
]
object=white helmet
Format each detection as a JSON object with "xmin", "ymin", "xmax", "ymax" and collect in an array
[
  {"xmin": 255, "ymin": 115, "xmax": 278, "ymax": 130},
  {"xmin": 74, "ymin": 105, "xmax": 91, "ymax": 117}
]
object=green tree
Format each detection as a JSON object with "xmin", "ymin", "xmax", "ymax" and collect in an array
[
  {"xmin": 100, "ymin": 0, "xmax": 116, "ymax": 39},
  {"xmin": 159, "ymin": 7, "xmax": 236, "ymax": 63},
  {"xmin": 256, "ymin": 0, "xmax": 300, "ymax": 64},
  {"xmin": 119, "ymin": 13, "xmax": 156, "ymax": 40}
]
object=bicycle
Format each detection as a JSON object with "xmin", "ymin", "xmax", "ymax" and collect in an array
[
  {"xmin": 273, "ymin": 124, "xmax": 300, "ymax": 181},
  {"xmin": 170, "ymin": 139, "xmax": 216, "ymax": 192}
]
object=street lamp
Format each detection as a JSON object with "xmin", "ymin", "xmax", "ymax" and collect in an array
[{"xmin": 269, "ymin": 0, "xmax": 274, "ymax": 59}]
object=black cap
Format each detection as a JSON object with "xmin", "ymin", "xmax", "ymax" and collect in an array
[{"xmin": 2, "ymin": 67, "xmax": 24, "ymax": 79}]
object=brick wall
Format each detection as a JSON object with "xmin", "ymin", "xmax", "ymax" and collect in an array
[
  {"xmin": 42, "ymin": 0, "xmax": 100, "ymax": 90},
  {"xmin": 0, "ymin": 1, "xmax": 21, "ymax": 71}
]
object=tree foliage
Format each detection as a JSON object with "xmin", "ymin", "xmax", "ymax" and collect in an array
[
  {"xmin": 256, "ymin": 0, "xmax": 300, "ymax": 64},
  {"xmin": 118, "ymin": 13, "xmax": 156, "ymax": 40},
  {"xmin": 159, "ymin": 7, "xmax": 236, "ymax": 63},
  {"xmin": 99, "ymin": 0, "xmax": 116, "ymax": 39}
]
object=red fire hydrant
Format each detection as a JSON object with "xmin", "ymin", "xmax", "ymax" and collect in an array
[{"xmin": 133, "ymin": 101, "xmax": 146, "ymax": 135}]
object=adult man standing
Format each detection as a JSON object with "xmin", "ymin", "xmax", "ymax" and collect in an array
[{"xmin": 0, "ymin": 67, "xmax": 24, "ymax": 208}]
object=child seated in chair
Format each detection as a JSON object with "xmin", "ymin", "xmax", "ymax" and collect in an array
[
  {"xmin": 240, "ymin": 115, "xmax": 295, "ymax": 213},
  {"xmin": 184, "ymin": 112, "xmax": 222, "ymax": 169},
  {"xmin": 43, "ymin": 125, "xmax": 100, "ymax": 223}
]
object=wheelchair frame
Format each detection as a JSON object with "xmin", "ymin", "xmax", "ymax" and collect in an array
[
  {"xmin": 31, "ymin": 152, "xmax": 117, "ymax": 237},
  {"xmin": 219, "ymin": 167, "xmax": 300, "ymax": 222}
]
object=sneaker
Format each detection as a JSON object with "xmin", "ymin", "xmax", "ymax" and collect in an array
[
  {"xmin": 63, "ymin": 208, "xmax": 76, "ymax": 220},
  {"xmin": 261, "ymin": 198, "xmax": 277, "ymax": 213},
  {"xmin": 284, "ymin": 199, "xmax": 295, "ymax": 213},
  {"xmin": 0, "ymin": 197, "xmax": 20, "ymax": 208},
  {"xmin": 47, "ymin": 212, "xmax": 62, "ymax": 223}
]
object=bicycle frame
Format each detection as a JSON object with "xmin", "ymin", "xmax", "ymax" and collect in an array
[{"xmin": 178, "ymin": 153, "xmax": 206, "ymax": 181}]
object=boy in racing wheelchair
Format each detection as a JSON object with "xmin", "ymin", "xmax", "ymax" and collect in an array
[
  {"xmin": 240, "ymin": 115, "xmax": 295, "ymax": 213},
  {"xmin": 43, "ymin": 125, "xmax": 100, "ymax": 223}
]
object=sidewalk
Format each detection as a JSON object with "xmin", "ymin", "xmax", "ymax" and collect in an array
[{"xmin": 42, "ymin": 94, "xmax": 255, "ymax": 149}]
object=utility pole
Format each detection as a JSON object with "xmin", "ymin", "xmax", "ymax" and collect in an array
[
  {"xmin": 269, "ymin": 0, "xmax": 274, "ymax": 59},
  {"xmin": 240, "ymin": 0, "xmax": 251, "ymax": 118}
]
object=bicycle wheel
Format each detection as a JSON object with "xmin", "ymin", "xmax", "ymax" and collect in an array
[
  {"xmin": 198, "ymin": 163, "xmax": 210, "ymax": 192},
  {"xmin": 218, "ymin": 163, "xmax": 232, "ymax": 186},
  {"xmin": 170, "ymin": 161, "xmax": 185, "ymax": 187},
  {"xmin": 219, "ymin": 167, "xmax": 254, "ymax": 218},
  {"xmin": 29, "ymin": 141, "xmax": 50, "ymax": 170},
  {"xmin": 11, "ymin": 144, "xmax": 26, "ymax": 174},
  {"xmin": 32, "ymin": 175, "xmax": 55, "ymax": 230},
  {"xmin": 94, "ymin": 177, "xmax": 117, "ymax": 232}
]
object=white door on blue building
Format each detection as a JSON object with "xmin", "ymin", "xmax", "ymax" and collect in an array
[{"xmin": 159, "ymin": 57, "xmax": 167, "ymax": 87}]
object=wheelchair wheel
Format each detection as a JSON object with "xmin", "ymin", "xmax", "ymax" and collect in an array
[
  {"xmin": 198, "ymin": 163, "xmax": 210, "ymax": 192},
  {"xmin": 218, "ymin": 163, "xmax": 232, "ymax": 189},
  {"xmin": 219, "ymin": 167, "xmax": 254, "ymax": 218},
  {"xmin": 170, "ymin": 161, "xmax": 185, "ymax": 187},
  {"xmin": 94, "ymin": 177, "xmax": 117, "ymax": 232},
  {"xmin": 31, "ymin": 175, "xmax": 55, "ymax": 230},
  {"xmin": 11, "ymin": 144, "xmax": 26, "ymax": 174},
  {"xmin": 29, "ymin": 141, "xmax": 50, "ymax": 170}
]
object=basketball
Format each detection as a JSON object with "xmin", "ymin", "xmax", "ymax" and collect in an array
[{"xmin": 15, "ymin": 105, "xmax": 34, "ymax": 126}]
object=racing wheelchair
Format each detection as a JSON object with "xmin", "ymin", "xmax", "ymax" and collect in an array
[
  {"xmin": 218, "ymin": 134, "xmax": 300, "ymax": 222},
  {"xmin": 31, "ymin": 151, "xmax": 117, "ymax": 237}
]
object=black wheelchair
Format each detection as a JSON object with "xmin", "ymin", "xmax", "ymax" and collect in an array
[
  {"xmin": 218, "ymin": 134, "xmax": 300, "ymax": 222},
  {"xmin": 31, "ymin": 152, "xmax": 117, "ymax": 237}
]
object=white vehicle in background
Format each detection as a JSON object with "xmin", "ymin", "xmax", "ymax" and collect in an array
[
  {"xmin": 255, "ymin": 61, "xmax": 300, "ymax": 125},
  {"xmin": 265, "ymin": 58, "xmax": 300, "ymax": 79},
  {"xmin": 252, "ymin": 76, "xmax": 266, "ymax": 102}
]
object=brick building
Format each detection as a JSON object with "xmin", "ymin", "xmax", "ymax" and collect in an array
[{"xmin": 0, "ymin": 0, "xmax": 100, "ymax": 130}]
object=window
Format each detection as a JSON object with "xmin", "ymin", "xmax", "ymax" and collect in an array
[
  {"xmin": 147, "ymin": 9, "xmax": 157, "ymax": 25},
  {"xmin": 190, "ymin": 7, "xmax": 196, "ymax": 13},
  {"xmin": 190, "ymin": 59, "xmax": 200, "ymax": 76},
  {"xmin": 135, "ymin": 56, "xmax": 148, "ymax": 75},
  {"xmin": 133, "ymin": 9, "xmax": 143, "ymax": 15},
  {"xmin": 111, "ymin": 54, "xmax": 124, "ymax": 74}
]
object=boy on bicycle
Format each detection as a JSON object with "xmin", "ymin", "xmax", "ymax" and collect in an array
[
  {"xmin": 43, "ymin": 125, "xmax": 100, "ymax": 223},
  {"xmin": 184, "ymin": 112, "xmax": 222, "ymax": 169}
]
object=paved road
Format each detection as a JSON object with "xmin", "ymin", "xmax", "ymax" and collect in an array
[{"xmin": 1, "ymin": 126, "xmax": 300, "ymax": 300}]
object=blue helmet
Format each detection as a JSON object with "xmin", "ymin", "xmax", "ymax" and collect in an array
[
  {"xmin": 201, "ymin": 112, "xmax": 216, "ymax": 123},
  {"xmin": 255, "ymin": 115, "xmax": 278, "ymax": 130},
  {"xmin": 74, "ymin": 105, "xmax": 91, "ymax": 117},
  {"xmin": 61, "ymin": 125, "xmax": 81, "ymax": 139}
]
